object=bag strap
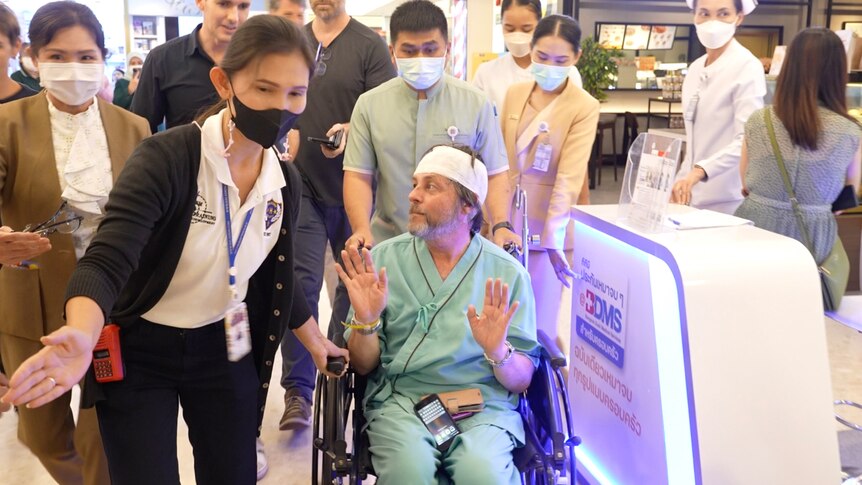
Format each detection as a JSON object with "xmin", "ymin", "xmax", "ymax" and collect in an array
[{"xmin": 764, "ymin": 109, "xmax": 817, "ymax": 255}]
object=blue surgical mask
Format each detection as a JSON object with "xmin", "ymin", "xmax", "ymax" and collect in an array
[
  {"xmin": 531, "ymin": 62, "xmax": 570, "ymax": 92},
  {"xmin": 396, "ymin": 56, "xmax": 445, "ymax": 90}
]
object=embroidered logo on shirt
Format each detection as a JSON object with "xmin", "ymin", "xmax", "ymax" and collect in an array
[
  {"xmin": 192, "ymin": 192, "xmax": 216, "ymax": 225},
  {"xmin": 265, "ymin": 199, "xmax": 282, "ymax": 231}
]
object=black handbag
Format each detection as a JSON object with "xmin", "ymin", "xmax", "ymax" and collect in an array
[{"xmin": 832, "ymin": 184, "xmax": 858, "ymax": 213}]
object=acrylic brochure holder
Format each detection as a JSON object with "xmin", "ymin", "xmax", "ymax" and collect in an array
[{"xmin": 617, "ymin": 133, "xmax": 682, "ymax": 233}]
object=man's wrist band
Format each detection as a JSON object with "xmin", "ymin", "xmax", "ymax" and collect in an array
[
  {"xmin": 484, "ymin": 341, "xmax": 515, "ymax": 368},
  {"xmin": 492, "ymin": 221, "xmax": 514, "ymax": 235},
  {"xmin": 341, "ymin": 316, "xmax": 382, "ymax": 335}
]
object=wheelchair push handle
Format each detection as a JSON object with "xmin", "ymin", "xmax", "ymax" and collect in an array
[{"xmin": 326, "ymin": 356, "xmax": 347, "ymax": 375}]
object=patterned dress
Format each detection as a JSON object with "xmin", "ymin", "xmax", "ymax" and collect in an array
[{"xmin": 735, "ymin": 106, "xmax": 860, "ymax": 263}]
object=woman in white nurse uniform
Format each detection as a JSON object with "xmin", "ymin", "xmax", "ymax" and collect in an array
[
  {"xmin": 472, "ymin": 0, "xmax": 582, "ymax": 112},
  {"xmin": 671, "ymin": 0, "xmax": 766, "ymax": 214}
]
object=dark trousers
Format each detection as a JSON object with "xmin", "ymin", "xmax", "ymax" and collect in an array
[
  {"xmin": 96, "ymin": 319, "xmax": 258, "ymax": 485},
  {"xmin": 280, "ymin": 196, "xmax": 351, "ymax": 400}
]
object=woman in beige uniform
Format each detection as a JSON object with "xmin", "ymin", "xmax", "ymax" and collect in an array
[{"xmin": 501, "ymin": 14, "xmax": 599, "ymax": 348}]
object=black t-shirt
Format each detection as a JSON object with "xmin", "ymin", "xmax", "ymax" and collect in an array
[
  {"xmin": 130, "ymin": 24, "xmax": 219, "ymax": 133},
  {"xmin": 295, "ymin": 18, "xmax": 396, "ymax": 207},
  {"xmin": 0, "ymin": 83, "xmax": 38, "ymax": 104}
]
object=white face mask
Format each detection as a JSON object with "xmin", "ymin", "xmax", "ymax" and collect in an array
[
  {"xmin": 39, "ymin": 62, "xmax": 104, "ymax": 106},
  {"xmin": 21, "ymin": 56, "xmax": 38, "ymax": 76},
  {"xmin": 695, "ymin": 20, "xmax": 737, "ymax": 50},
  {"xmin": 396, "ymin": 56, "xmax": 445, "ymax": 91},
  {"xmin": 504, "ymin": 32, "xmax": 533, "ymax": 58}
]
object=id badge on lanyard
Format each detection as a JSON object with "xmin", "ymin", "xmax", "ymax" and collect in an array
[
  {"xmin": 222, "ymin": 184, "xmax": 253, "ymax": 362},
  {"xmin": 532, "ymin": 121, "xmax": 552, "ymax": 172}
]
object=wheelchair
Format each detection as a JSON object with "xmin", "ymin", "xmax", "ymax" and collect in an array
[{"xmin": 311, "ymin": 330, "xmax": 579, "ymax": 485}]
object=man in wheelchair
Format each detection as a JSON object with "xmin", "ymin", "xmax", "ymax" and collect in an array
[{"xmin": 335, "ymin": 145, "xmax": 540, "ymax": 485}]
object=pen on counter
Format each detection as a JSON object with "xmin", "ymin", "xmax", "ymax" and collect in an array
[{"xmin": 667, "ymin": 217, "xmax": 681, "ymax": 227}]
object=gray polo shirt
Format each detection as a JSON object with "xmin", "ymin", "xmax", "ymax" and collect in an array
[{"xmin": 344, "ymin": 75, "xmax": 508, "ymax": 243}]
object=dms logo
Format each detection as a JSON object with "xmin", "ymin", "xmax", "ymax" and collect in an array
[{"xmin": 581, "ymin": 289, "xmax": 623, "ymax": 333}]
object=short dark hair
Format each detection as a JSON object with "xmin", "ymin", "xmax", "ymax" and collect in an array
[
  {"xmin": 29, "ymin": 2, "xmax": 107, "ymax": 59},
  {"xmin": 501, "ymin": 0, "xmax": 542, "ymax": 20},
  {"xmin": 390, "ymin": 0, "xmax": 448, "ymax": 44},
  {"xmin": 774, "ymin": 27, "xmax": 857, "ymax": 150},
  {"xmin": 196, "ymin": 15, "xmax": 315, "ymax": 122},
  {"xmin": 269, "ymin": 0, "xmax": 307, "ymax": 10},
  {"xmin": 422, "ymin": 143, "xmax": 486, "ymax": 234},
  {"xmin": 691, "ymin": 0, "xmax": 744, "ymax": 13},
  {"xmin": 0, "ymin": 3, "xmax": 20, "ymax": 46},
  {"xmin": 531, "ymin": 14, "xmax": 581, "ymax": 53}
]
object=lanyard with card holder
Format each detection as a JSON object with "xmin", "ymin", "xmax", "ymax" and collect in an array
[{"xmin": 222, "ymin": 184, "xmax": 254, "ymax": 362}]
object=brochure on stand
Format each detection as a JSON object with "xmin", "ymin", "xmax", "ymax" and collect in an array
[{"xmin": 618, "ymin": 133, "xmax": 682, "ymax": 233}]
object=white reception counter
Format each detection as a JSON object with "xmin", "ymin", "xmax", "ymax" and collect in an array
[{"xmin": 568, "ymin": 204, "xmax": 840, "ymax": 485}]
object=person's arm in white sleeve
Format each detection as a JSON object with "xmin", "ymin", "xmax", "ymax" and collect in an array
[
  {"xmin": 695, "ymin": 60, "xmax": 765, "ymax": 180},
  {"xmin": 472, "ymin": 61, "xmax": 489, "ymax": 91}
]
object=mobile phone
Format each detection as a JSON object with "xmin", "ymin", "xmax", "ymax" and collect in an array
[
  {"xmin": 93, "ymin": 324, "xmax": 124, "ymax": 383},
  {"xmin": 414, "ymin": 393, "xmax": 461, "ymax": 451},
  {"xmin": 307, "ymin": 130, "xmax": 343, "ymax": 149}
]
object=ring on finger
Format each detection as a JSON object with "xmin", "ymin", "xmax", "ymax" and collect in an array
[{"xmin": 47, "ymin": 377, "xmax": 56, "ymax": 388}]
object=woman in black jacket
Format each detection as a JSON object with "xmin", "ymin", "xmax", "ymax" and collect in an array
[{"xmin": 2, "ymin": 15, "xmax": 348, "ymax": 485}]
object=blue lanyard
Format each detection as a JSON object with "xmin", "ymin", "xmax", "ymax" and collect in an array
[{"xmin": 222, "ymin": 184, "xmax": 254, "ymax": 300}]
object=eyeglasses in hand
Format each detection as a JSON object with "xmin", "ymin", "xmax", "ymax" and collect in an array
[{"xmin": 22, "ymin": 201, "xmax": 83, "ymax": 237}]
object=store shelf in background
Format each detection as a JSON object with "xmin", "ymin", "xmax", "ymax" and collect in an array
[{"xmin": 130, "ymin": 14, "xmax": 166, "ymax": 55}]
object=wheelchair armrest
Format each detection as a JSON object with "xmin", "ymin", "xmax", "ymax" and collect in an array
[{"xmin": 537, "ymin": 330, "xmax": 567, "ymax": 370}]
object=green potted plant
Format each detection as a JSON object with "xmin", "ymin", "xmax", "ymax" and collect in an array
[{"xmin": 578, "ymin": 37, "xmax": 622, "ymax": 101}]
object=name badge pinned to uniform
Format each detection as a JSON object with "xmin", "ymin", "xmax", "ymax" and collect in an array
[
  {"xmin": 447, "ymin": 126, "xmax": 459, "ymax": 143},
  {"xmin": 532, "ymin": 121, "xmax": 552, "ymax": 172},
  {"xmin": 685, "ymin": 93, "xmax": 699, "ymax": 123}
]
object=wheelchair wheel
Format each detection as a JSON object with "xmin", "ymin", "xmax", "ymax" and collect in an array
[
  {"xmin": 313, "ymin": 369, "xmax": 362, "ymax": 485},
  {"xmin": 312, "ymin": 374, "xmax": 327, "ymax": 485}
]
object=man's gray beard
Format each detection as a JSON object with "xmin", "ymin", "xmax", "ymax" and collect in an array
[{"xmin": 408, "ymin": 213, "xmax": 462, "ymax": 241}]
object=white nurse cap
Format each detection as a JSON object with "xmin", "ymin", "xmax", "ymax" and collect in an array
[
  {"xmin": 414, "ymin": 145, "xmax": 488, "ymax": 205},
  {"xmin": 686, "ymin": 0, "xmax": 758, "ymax": 14}
]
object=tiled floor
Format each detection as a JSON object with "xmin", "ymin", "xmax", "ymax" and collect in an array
[{"xmin": 2, "ymin": 167, "xmax": 861, "ymax": 483}]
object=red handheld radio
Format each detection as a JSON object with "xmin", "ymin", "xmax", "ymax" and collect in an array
[{"xmin": 93, "ymin": 324, "xmax": 124, "ymax": 383}]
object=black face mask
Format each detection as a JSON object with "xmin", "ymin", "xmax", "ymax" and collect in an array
[{"xmin": 230, "ymin": 90, "xmax": 299, "ymax": 149}]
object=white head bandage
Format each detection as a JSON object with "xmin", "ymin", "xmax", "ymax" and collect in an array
[
  {"xmin": 686, "ymin": 0, "xmax": 757, "ymax": 14},
  {"xmin": 414, "ymin": 146, "xmax": 488, "ymax": 205}
]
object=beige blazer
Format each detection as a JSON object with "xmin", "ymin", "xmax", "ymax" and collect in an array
[
  {"xmin": 501, "ymin": 80, "xmax": 600, "ymax": 251},
  {"xmin": 0, "ymin": 93, "xmax": 150, "ymax": 340}
]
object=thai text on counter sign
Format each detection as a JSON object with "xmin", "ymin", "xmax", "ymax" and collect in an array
[
  {"xmin": 579, "ymin": 259, "xmax": 625, "ymax": 308},
  {"xmin": 573, "ymin": 345, "xmax": 642, "ymax": 438}
]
